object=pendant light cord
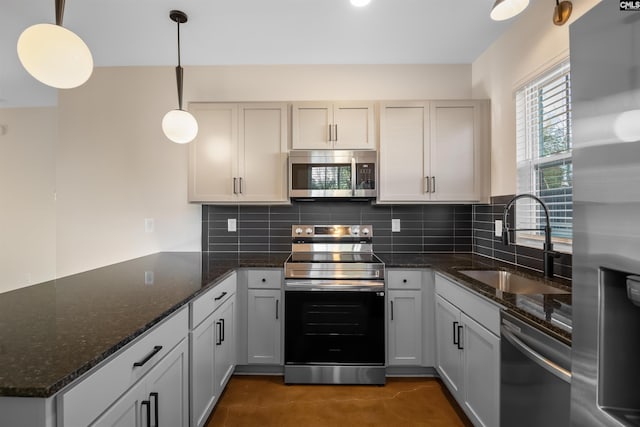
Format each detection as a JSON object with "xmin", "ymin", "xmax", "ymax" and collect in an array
[
  {"xmin": 177, "ymin": 18, "xmax": 180, "ymax": 67},
  {"xmin": 175, "ymin": 16, "xmax": 184, "ymax": 110},
  {"xmin": 55, "ymin": 0, "xmax": 65, "ymax": 26}
]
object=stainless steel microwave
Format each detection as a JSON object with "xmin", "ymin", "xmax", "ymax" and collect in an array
[{"xmin": 289, "ymin": 150, "xmax": 377, "ymax": 199}]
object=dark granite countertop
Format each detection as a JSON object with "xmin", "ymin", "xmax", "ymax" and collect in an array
[
  {"xmin": 0, "ymin": 252, "xmax": 288, "ymax": 398},
  {"xmin": 377, "ymin": 253, "xmax": 572, "ymax": 346},
  {"xmin": 0, "ymin": 250, "xmax": 569, "ymax": 399}
]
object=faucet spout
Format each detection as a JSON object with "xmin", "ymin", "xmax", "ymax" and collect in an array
[{"xmin": 502, "ymin": 194, "xmax": 559, "ymax": 278}]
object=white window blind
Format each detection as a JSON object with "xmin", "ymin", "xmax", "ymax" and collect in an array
[{"xmin": 515, "ymin": 60, "xmax": 572, "ymax": 251}]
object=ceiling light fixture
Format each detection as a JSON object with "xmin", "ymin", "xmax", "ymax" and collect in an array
[
  {"xmin": 553, "ymin": 0, "xmax": 573, "ymax": 26},
  {"xmin": 350, "ymin": 0, "xmax": 371, "ymax": 7},
  {"xmin": 17, "ymin": 0, "xmax": 93, "ymax": 89},
  {"xmin": 490, "ymin": 0, "xmax": 530, "ymax": 21},
  {"xmin": 162, "ymin": 10, "xmax": 198, "ymax": 144}
]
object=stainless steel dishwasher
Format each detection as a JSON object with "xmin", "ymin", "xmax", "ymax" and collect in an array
[{"xmin": 500, "ymin": 311, "xmax": 571, "ymax": 427}]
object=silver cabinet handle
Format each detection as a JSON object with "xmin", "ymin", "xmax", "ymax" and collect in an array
[
  {"xmin": 501, "ymin": 324, "xmax": 572, "ymax": 383},
  {"xmin": 328, "ymin": 124, "xmax": 333, "ymax": 142},
  {"xmin": 233, "ymin": 177, "xmax": 238, "ymax": 194},
  {"xmin": 424, "ymin": 177, "xmax": 430, "ymax": 193},
  {"xmin": 334, "ymin": 124, "xmax": 338, "ymax": 142},
  {"xmin": 431, "ymin": 176, "xmax": 436, "ymax": 193},
  {"xmin": 351, "ymin": 157, "xmax": 356, "ymax": 197},
  {"xmin": 239, "ymin": 177, "xmax": 243, "ymax": 194}
]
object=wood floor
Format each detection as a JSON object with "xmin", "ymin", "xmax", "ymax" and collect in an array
[{"xmin": 206, "ymin": 376, "xmax": 473, "ymax": 427}]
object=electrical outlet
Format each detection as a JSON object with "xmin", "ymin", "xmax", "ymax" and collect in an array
[
  {"xmin": 144, "ymin": 218, "xmax": 155, "ymax": 233},
  {"xmin": 392, "ymin": 218, "xmax": 401, "ymax": 232},
  {"xmin": 495, "ymin": 220, "xmax": 503, "ymax": 237},
  {"xmin": 144, "ymin": 271, "xmax": 155, "ymax": 285},
  {"xmin": 228, "ymin": 218, "xmax": 237, "ymax": 232}
]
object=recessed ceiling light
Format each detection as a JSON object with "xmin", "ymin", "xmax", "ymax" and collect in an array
[{"xmin": 351, "ymin": 0, "xmax": 371, "ymax": 7}]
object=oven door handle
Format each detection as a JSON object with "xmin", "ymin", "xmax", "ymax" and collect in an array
[
  {"xmin": 501, "ymin": 323, "xmax": 572, "ymax": 383},
  {"xmin": 285, "ymin": 279, "xmax": 384, "ymax": 291}
]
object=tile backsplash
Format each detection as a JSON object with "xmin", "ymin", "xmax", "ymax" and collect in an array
[
  {"xmin": 202, "ymin": 201, "xmax": 473, "ymax": 254},
  {"xmin": 202, "ymin": 196, "xmax": 572, "ymax": 280}
]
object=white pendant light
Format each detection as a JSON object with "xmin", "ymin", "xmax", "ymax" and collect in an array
[
  {"xmin": 17, "ymin": 0, "xmax": 93, "ymax": 89},
  {"xmin": 490, "ymin": 0, "xmax": 530, "ymax": 21},
  {"xmin": 163, "ymin": 10, "xmax": 198, "ymax": 144}
]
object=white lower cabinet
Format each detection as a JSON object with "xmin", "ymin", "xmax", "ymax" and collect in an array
[
  {"xmin": 435, "ymin": 273, "xmax": 500, "ymax": 427},
  {"xmin": 92, "ymin": 338, "xmax": 189, "ymax": 427},
  {"xmin": 214, "ymin": 298, "xmax": 236, "ymax": 391},
  {"xmin": 57, "ymin": 307, "xmax": 190, "ymax": 427},
  {"xmin": 247, "ymin": 289, "xmax": 282, "ymax": 364},
  {"xmin": 246, "ymin": 269, "xmax": 283, "ymax": 365},
  {"xmin": 190, "ymin": 274, "xmax": 237, "ymax": 427},
  {"xmin": 388, "ymin": 290, "xmax": 423, "ymax": 366},
  {"xmin": 90, "ymin": 376, "xmax": 146, "ymax": 427}
]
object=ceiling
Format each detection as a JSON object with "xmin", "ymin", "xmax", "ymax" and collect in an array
[{"xmin": 1, "ymin": 0, "xmax": 513, "ymax": 108}]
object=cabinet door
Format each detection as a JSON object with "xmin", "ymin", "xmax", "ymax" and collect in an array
[
  {"xmin": 238, "ymin": 104, "xmax": 288, "ymax": 202},
  {"xmin": 429, "ymin": 101, "xmax": 482, "ymax": 202},
  {"xmin": 247, "ymin": 289, "xmax": 282, "ymax": 364},
  {"xmin": 379, "ymin": 102, "xmax": 430, "ymax": 202},
  {"xmin": 190, "ymin": 316, "xmax": 217, "ymax": 427},
  {"xmin": 461, "ymin": 312, "xmax": 500, "ymax": 427},
  {"xmin": 435, "ymin": 295, "xmax": 463, "ymax": 399},
  {"xmin": 90, "ymin": 380, "xmax": 145, "ymax": 427},
  {"xmin": 388, "ymin": 290, "xmax": 423, "ymax": 366},
  {"xmin": 291, "ymin": 102, "xmax": 332, "ymax": 149},
  {"xmin": 145, "ymin": 338, "xmax": 189, "ymax": 427},
  {"xmin": 188, "ymin": 103, "xmax": 239, "ymax": 202},
  {"xmin": 214, "ymin": 296, "xmax": 236, "ymax": 392},
  {"xmin": 333, "ymin": 102, "xmax": 375, "ymax": 149}
]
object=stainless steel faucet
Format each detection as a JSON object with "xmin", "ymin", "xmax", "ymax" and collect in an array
[{"xmin": 502, "ymin": 194, "xmax": 560, "ymax": 278}]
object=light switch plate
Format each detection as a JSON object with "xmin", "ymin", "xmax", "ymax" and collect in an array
[
  {"xmin": 392, "ymin": 218, "xmax": 401, "ymax": 232},
  {"xmin": 228, "ymin": 218, "xmax": 237, "ymax": 232},
  {"xmin": 494, "ymin": 220, "xmax": 503, "ymax": 237},
  {"xmin": 144, "ymin": 218, "xmax": 154, "ymax": 233}
]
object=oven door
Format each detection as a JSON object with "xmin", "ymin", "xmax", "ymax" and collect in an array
[{"xmin": 284, "ymin": 286, "xmax": 385, "ymax": 365}]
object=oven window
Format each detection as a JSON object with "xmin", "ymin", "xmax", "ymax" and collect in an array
[
  {"xmin": 291, "ymin": 164, "xmax": 352, "ymax": 190},
  {"xmin": 285, "ymin": 291, "xmax": 385, "ymax": 364}
]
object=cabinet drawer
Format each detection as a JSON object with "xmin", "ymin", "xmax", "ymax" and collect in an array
[
  {"xmin": 191, "ymin": 273, "xmax": 237, "ymax": 329},
  {"xmin": 435, "ymin": 273, "xmax": 501, "ymax": 336},
  {"xmin": 247, "ymin": 269, "xmax": 282, "ymax": 289},
  {"xmin": 387, "ymin": 270, "xmax": 423, "ymax": 290},
  {"xmin": 58, "ymin": 307, "xmax": 189, "ymax": 427}
]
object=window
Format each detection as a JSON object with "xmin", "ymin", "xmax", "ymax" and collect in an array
[{"xmin": 515, "ymin": 60, "xmax": 572, "ymax": 251}]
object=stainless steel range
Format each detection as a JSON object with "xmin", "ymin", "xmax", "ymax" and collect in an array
[{"xmin": 284, "ymin": 225, "xmax": 386, "ymax": 385}]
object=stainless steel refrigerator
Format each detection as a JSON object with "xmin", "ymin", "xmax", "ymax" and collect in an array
[{"xmin": 571, "ymin": 2, "xmax": 640, "ymax": 425}]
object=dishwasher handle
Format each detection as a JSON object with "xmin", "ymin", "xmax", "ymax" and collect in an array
[{"xmin": 501, "ymin": 323, "xmax": 572, "ymax": 384}]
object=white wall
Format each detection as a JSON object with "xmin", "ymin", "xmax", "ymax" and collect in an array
[
  {"xmin": 0, "ymin": 107, "xmax": 57, "ymax": 293},
  {"xmin": 472, "ymin": 0, "xmax": 601, "ymax": 197},
  {"xmin": 2, "ymin": 64, "xmax": 471, "ymax": 291}
]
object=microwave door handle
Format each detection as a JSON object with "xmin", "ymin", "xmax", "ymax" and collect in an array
[{"xmin": 351, "ymin": 157, "xmax": 356, "ymax": 196}]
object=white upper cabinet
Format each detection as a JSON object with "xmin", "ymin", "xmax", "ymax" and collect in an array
[
  {"xmin": 379, "ymin": 100, "xmax": 489, "ymax": 203},
  {"xmin": 188, "ymin": 103, "xmax": 289, "ymax": 203},
  {"xmin": 291, "ymin": 102, "xmax": 375, "ymax": 150}
]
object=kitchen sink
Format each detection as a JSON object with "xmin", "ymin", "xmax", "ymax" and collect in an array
[{"xmin": 458, "ymin": 270, "xmax": 570, "ymax": 295}]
